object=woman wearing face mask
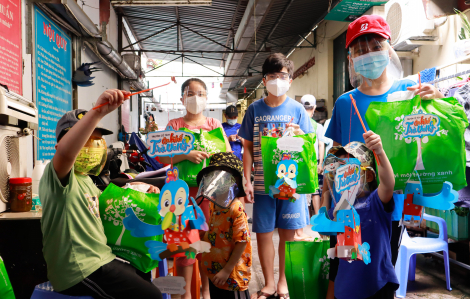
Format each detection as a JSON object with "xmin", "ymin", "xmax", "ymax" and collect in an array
[
  {"xmin": 324, "ymin": 15, "xmax": 444, "ymax": 299},
  {"xmin": 160, "ymin": 78, "xmax": 231, "ymax": 299}
]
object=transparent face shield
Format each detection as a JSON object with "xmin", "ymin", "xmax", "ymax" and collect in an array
[
  {"xmin": 348, "ymin": 35, "xmax": 403, "ymax": 88},
  {"xmin": 196, "ymin": 170, "xmax": 240, "ymax": 208},
  {"xmin": 183, "ymin": 86, "xmax": 208, "ymax": 114}
]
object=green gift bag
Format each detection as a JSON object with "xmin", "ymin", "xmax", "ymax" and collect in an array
[
  {"xmin": 285, "ymin": 240, "xmax": 330, "ymax": 299},
  {"xmin": 0, "ymin": 256, "xmax": 14, "ymax": 299},
  {"xmin": 365, "ymin": 95, "xmax": 468, "ymax": 193},
  {"xmin": 99, "ymin": 183, "xmax": 162, "ymax": 273},
  {"xmin": 261, "ymin": 133, "xmax": 318, "ymax": 194},
  {"xmin": 175, "ymin": 127, "xmax": 227, "ymax": 187}
]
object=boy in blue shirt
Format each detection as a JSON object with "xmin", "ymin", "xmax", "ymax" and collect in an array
[
  {"xmin": 222, "ymin": 105, "xmax": 243, "ymax": 161},
  {"xmin": 324, "ymin": 15, "xmax": 444, "ymax": 299},
  {"xmin": 323, "ymin": 133, "xmax": 397, "ymax": 299},
  {"xmin": 239, "ymin": 53, "xmax": 313, "ymax": 299}
]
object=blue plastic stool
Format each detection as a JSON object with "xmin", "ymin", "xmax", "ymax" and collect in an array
[
  {"xmin": 31, "ymin": 282, "xmax": 94, "ymax": 299},
  {"xmin": 395, "ymin": 213, "xmax": 452, "ymax": 298}
]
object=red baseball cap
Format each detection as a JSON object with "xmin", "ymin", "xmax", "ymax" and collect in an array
[{"xmin": 345, "ymin": 15, "xmax": 391, "ymax": 49}]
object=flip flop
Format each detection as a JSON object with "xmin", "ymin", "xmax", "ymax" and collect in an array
[
  {"xmin": 277, "ymin": 293, "xmax": 290, "ymax": 299},
  {"xmin": 256, "ymin": 290, "xmax": 277, "ymax": 299}
]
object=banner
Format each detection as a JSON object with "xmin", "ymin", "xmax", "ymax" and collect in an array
[
  {"xmin": 34, "ymin": 6, "xmax": 72, "ymax": 160},
  {"xmin": 0, "ymin": 0, "xmax": 22, "ymax": 94}
]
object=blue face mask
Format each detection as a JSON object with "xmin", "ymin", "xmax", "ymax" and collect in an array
[
  {"xmin": 352, "ymin": 50, "xmax": 390, "ymax": 80},
  {"xmin": 227, "ymin": 118, "xmax": 237, "ymax": 125}
]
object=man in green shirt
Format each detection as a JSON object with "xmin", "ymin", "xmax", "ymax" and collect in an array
[{"xmin": 40, "ymin": 89, "xmax": 162, "ymax": 299}]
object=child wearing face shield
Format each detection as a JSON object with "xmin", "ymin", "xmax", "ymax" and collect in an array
[
  {"xmin": 238, "ymin": 53, "xmax": 314, "ymax": 299},
  {"xmin": 196, "ymin": 152, "xmax": 251, "ymax": 299},
  {"xmin": 160, "ymin": 78, "xmax": 232, "ymax": 299},
  {"xmin": 321, "ymin": 132, "xmax": 397, "ymax": 299},
  {"xmin": 39, "ymin": 90, "xmax": 163, "ymax": 299},
  {"xmin": 324, "ymin": 15, "xmax": 445, "ymax": 299}
]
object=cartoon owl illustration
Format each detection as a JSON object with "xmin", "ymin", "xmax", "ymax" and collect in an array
[
  {"xmin": 227, "ymin": 278, "xmax": 240, "ymax": 291},
  {"xmin": 273, "ymin": 153, "xmax": 298, "ymax": 200},
  {"xmin": 208, "ymin": 232, "xmax": 217, "ymax": 246},
  {"xmin": 208, "ymin": 261, "xmax": 224, "ymax": 274},
  {"xmin": 123, "ymin": 167, "xmax": 209, "ymax": 261}
]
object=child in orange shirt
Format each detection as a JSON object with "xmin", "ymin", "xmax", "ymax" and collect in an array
[{"xmin": 196, "ymin": 152, "xmax": 252, "ymax": 298}]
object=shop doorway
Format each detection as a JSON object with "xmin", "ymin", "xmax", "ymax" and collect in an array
[{"xmin": 333, "ymin": 31, "xmax": 353, "ymax": 104}]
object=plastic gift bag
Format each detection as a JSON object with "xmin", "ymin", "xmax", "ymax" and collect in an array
[
  {"xmin": 0, "ymin": 256, "xmax": 15, "ymax": 299},
  {"xmin": 99, "ymin": 183, "xmax": 162, "ymax": 273},
  {"xmin": 285, "ymin": 240, "xmax": 330, "ymax": 299},
  {"xmin": 365, "ymin": 95, "xmax": 468, "ymax": 193},
  {"xmin": 175, "ymin": 127, "xmax": 227, "ymax": 187},
  {"xmin": 261, "ymin": 132, "xmax": 318, "ymax": 194}
]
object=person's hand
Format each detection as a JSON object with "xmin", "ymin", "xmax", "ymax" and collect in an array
[
  {"xmin": 363, "ymin": 131, "xmax": 384, "ymax": 155},
  {"xmin": 244, "ymin": 180, "xmax": 254, "ymax": 203},
  {"xmin": 93, "ymin": 89, "xmax": 131, "ymax": 116},
  {"xmin": 317, "ymin": 164, "xmax": 323, "ymax": 175},
  {"xmin": 129, "ymin": 182, "xmax": 160, "ymax": 194},
  {"xmin": 286, "ymin": 123, "xmax": 304, "ymax": 135},
  {"xmin": 407, "ymin": 84, "xmax": 444, "ymax": 100},
  {"xmin": 213, "ymin": 268, "xmax": 231, "ymax": 287},
  {"xmin": 187, "ymin": 151, "xmax": 210, "ymax": 164},
  {"xmin": 228, "ymin": 134, "xmax": 237, "ymax": 142}
]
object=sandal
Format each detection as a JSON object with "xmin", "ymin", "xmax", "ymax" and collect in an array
[
  {"xmin": 256, "ymin": 290, "xmax": 277, "ymax": 299},
  {"xmin": 277, "ymin": 293, "xmax": 290, "ymax": 299},
  {"xmin": 294, "ymin": 235, "xmax": 315, "ymax": 242}
]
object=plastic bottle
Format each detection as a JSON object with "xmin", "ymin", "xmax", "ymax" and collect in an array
[{"xmin": 32, "ymin": 160, "xmax": 50, "ymax": 194}]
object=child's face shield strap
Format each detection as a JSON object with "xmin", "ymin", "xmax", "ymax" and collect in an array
[{"xmin": 196, "ymin": 170, "xmax": 240, "ymax": 208}]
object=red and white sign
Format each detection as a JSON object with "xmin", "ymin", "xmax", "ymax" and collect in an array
[{"xmin": 0, "ymin": 0, "xmax": 22, "ymax": 95}]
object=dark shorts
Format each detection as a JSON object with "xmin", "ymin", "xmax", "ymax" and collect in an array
[
  {"xmin": 329, "ymin": 235, "xmax": 339, "ymax": 282},
  {"xmin": 209, "ymin": 279, "xmax": 250, "ymax": 299},
  {"xmin": 59, "ymin": 259, "xmax": 162, "ymax": 299},
  {"xmin": 334, "ymin": 282, "xmax": 396, "ymax": 299}
]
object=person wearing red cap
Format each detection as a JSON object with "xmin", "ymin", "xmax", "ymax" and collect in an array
[{"xmin": 323, "ymin": 14, "xmax": 444, "ymax": 299}]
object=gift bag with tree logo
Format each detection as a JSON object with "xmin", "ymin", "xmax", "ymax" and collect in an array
[
  {"xmin": 261, "ymin": 132, "xmax": 318, "ymax": 194},
  {"xmin": 175, "ymin": 127, "xmax": 227, "ymax": 187},
  {"xmin": 285, "ymin": 239, "xmax": 330, "ymax": 299},
  {"xmin": 365, "ymin": 95, "xmax": 468, "ymax": 193},
  {"xmin": 99, "ymin": 183, "xmax": 162, "ymax": 273},
  {"xmin": 0, "ymin": 256, "xmax": 14, "ymax": 299}
]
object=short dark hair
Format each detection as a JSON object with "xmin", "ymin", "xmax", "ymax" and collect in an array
[
  {"xmin": 181, "ymin": 78, "xmax": 207, "ymax": 95},
  {"xmin": 262, "ymin": 53, "xmax": 294, "ymax": 78}
]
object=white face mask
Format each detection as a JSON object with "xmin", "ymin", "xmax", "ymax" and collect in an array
[
  {"xmin": 266, "ymin": 78, "xmax": 290, "ymax": 97},
  {"xmin": 185, "ymin": 95, "xmax": 207, "ymax": 114},
  {"xmin": 227, "ymin": 118, "xmax": 237, "ymax": 125}
]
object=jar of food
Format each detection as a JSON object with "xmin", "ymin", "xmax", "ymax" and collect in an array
[{"xmin": 9, "ymin": 178, "xmax": 32, "ymax": 212}]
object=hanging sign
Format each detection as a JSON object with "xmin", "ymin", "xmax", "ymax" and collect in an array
[
  {"xmin": 324, "ymin": 0, "xmax": 387, "ymax": 22},
  {"xmin": 146, "ymin": 126, "xmax": 195, "ymax": 158},
  {"xmin": 0, "ymin": 0, "xmax": 22, "ymax": 94},
  {"xmin": 34, "ymin": 6, "xmax": 72, "ymax": 160}
]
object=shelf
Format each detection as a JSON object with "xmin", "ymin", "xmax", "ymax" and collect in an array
[{"xmin": 0, "ymin": 211, "xmax": 42, "ymax": 220}]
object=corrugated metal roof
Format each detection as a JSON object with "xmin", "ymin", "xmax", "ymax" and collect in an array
[
  {"xmin": 121, "ymin": 0, "xmax": 248, "ymax": 67},
  {"xmin": 120, "ymin": 0, "xmax": 330, "ymax": 90},
  {"xmin": 231, "ymin": 0, "xmax": 330, "ymax": 91}
]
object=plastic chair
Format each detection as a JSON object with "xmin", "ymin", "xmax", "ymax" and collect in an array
[
  {"xmin": 395, "ymin": 213, "xmax": 452, "ymax": 298},
  {"xmin": 30, "ymin": 282, "xmax": 94, "ymax": 299}
]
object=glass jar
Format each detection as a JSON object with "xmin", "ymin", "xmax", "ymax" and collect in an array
[{"xmin": 9, "ymin": 178, "xmax": 33, "ymax": 212}]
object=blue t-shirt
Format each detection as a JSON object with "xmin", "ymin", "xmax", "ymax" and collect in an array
[
  {"xmin": 222, "ymin": 122, "xmax": 243, "ymax": 160},
  {"xmin": 238, "ymin": 97, "xmax": 314, "ymax": 194},
  {"xmin": 326, "ymin": 79, "xmax": 416, "ymax": 145},
  {"xmin": 334, "ymin": 190, "xmax": 398, "ymax": 299}
]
